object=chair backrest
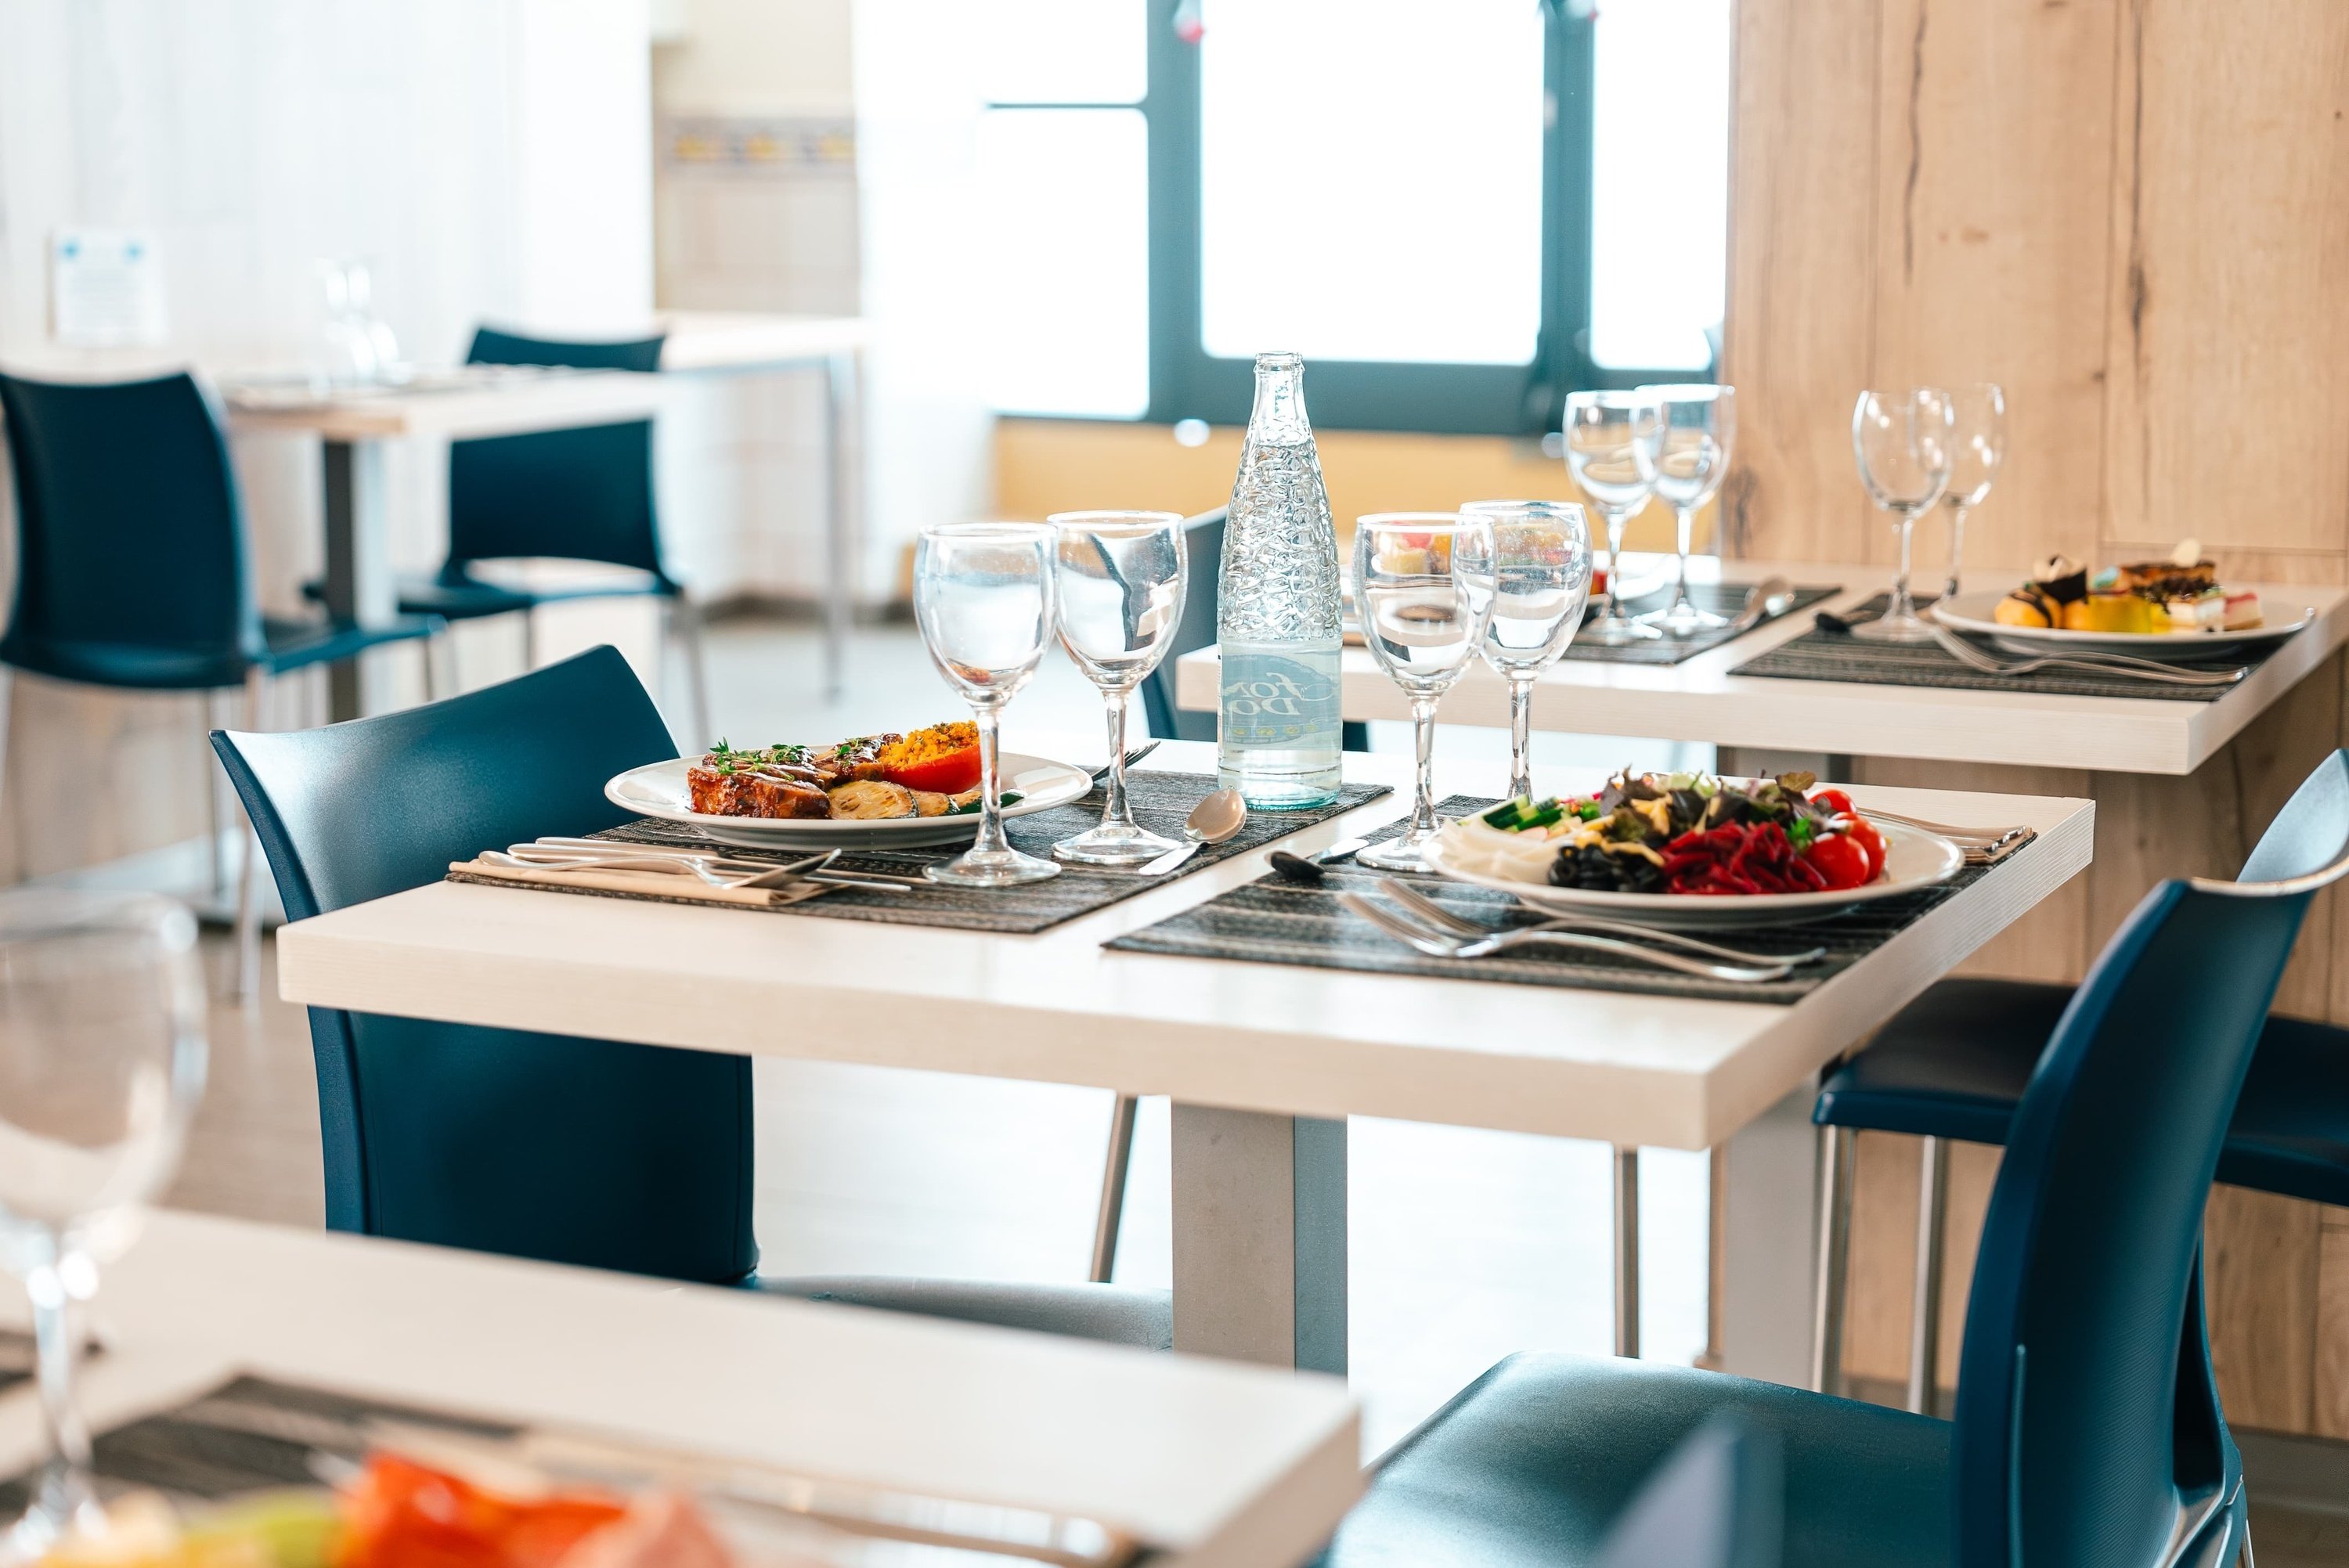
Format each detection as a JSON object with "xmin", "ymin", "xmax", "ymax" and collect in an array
[
  {"xmin": 1595, "ymin": 1415, "xmax": 1782, "ymax": 1568},
  {"xmin": 1951, "ymin": 750, "xmax": 2349, "ymax": 1568},
  {"xmin": 0, "ymin": 370, "xmax": 265, "ymax": 688},
  {"xmin": 446, "ymin": 327, "xmax": 669, "ymax": 579},
  {"xmin": 210, "ymin": 647, "xmax": 757, "ymax": 1284},
  {"xmin": 1138, "ymin": 505, "xmax": 1366, "ymax": 751}
]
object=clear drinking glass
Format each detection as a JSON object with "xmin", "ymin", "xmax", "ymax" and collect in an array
[
  {"xmin": 1939, "ymin": 382, "xmax": 2005, "ymax": 602},
  {"xmin": 1851, "ymin": 388, "xmax": 1956, "ymax": 643},
  {"xmin": 0, "ymin": 891, "xmax": 207, "ymax": 1560},
  {"xmin": 1563, "ymin": 391, "xmax": 1666, "ymax": 644},
  {"xmin": 914, "ymin": 523, "xmax": 1061, "ymax": 887},
  {"xmin": 1049, "ymin": 510, "xmax": 1188, "ymax": 866},
  {"xmin": 1353, "ymin": 513, "xmax": 1497, "ymax": 872},
  {"xmin": 1459, "ymin": 500, "xmax": 1593, "ymax": 803},
  {"xmin": 1633, "ymin": 384, "xmax": 1736, "ymax": 636}
]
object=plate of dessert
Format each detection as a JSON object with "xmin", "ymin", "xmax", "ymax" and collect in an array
[
  {"xmin": 1932, "ymin": 542, "xmax": 2310, "ymax": 655},
  {"xmin": 1422, "ymin": 769, "xmax": 1962, "ymax": 929},
  {"xmin": 605, "ymin": 722, "xmax": 1094, "ymax": 848}
]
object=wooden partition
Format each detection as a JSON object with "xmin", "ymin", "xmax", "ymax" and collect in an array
[{"xmin": 1724, "ymin": 0, "xmax": 2349, "ymax": 1431}]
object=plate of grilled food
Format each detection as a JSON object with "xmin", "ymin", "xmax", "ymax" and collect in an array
[
  {"xmin": 606, "ymin": 722, "xmax": 1094, "ymax": 848},
  {"xmin": 1932, "ymin": 542, "xmax": 2311, "ymax": 657},
  {"xmin": 1422, "ymin": 768, "xmax": 1962, "ymax": 929}
]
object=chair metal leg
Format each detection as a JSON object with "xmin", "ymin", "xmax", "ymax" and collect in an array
[
  {"xmin": 1810, "ymin": 1123, "xmax": 1855, "ymax": 1395},
  {"xmin": 672, "ymin": 595, "xmax": 713, "ymax": 748},
  {"xmin": 1906, "ymin": 1134, "xmax": 1950, "ymax": 1414},
  {"xmin": 1090, "ymin": 1093, "xmax": 1139, "ymax": 1284},
  {"xmin": 232, "ymin": 669, "xmax": 265, "ymax": 1004},
  {"xmin": 201, "ymin": 690, "xmax": 226, "ymax": 901},
  {"xmin": 1614, "ymin": 1144, "xmax": 1640, "ymax": 1358}
]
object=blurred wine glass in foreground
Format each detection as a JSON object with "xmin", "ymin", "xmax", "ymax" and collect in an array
[{"xmin": 0, "ymin": 891, "xmax": 206, "ymax": 1560}]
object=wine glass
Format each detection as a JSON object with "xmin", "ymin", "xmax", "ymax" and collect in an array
[
  {"xmin": 1048, "ymin": 510, "xmax": 1187, "ymax": 866},
  {"xmin": 1352, "ymin": 513, "xmax": 1497, "ymax": 872},
  {"xmin": 1851, "ymin": 388, "xmax": 1956, "ymax": 643},
  {"xmin": 1563, "ymin": 391, "xmax": 1666, "ymax": 644},
  {"xmin": 1939, "ymin": 383, "xmax": 2005, "ymax": 603},
  {"xmin": 0, "ymin": 891, "xmax": 207, "ymax": 1559},
  {"xmin": 1459, "ymin": 500, "xmax": 1593, "ymax": 804},
  {"xmin": 914, "ymin": 523, "xmax": 1060, "ymax": 887},
  {"xmin": 1633, "ymin": 384, "xmax": 1736, "ymax": 636}
]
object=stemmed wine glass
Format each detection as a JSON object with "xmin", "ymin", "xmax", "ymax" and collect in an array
[
  {"xmin": 1939, "ymin": 383, "xmax": 2006, "ymax": 602},
  {"xmin": 0, "ymin": 891, "xmax": 207, "ymax": 1560},
  {"xmin": 1048, "ymin": 510, "xmax": 1187, "ymax": 866},
  {"xmin": 914, "ymin": 522, "xmax": 1061, "ymax": 887},
  {"xmin": 1459, "ymin": 500, "xmax": 1593, "ymax": 804},
  {"xmin": 1353, "ymin": 513, "xmax": 1497, "ymax": 872},
  {"xmin": 1851, "ymin": 388, "xmax": 1956, "ymax": 643},
  {"xmin": 1563, "ymin": 391, "xmax": 1666, "ymax": 644},
  {"xmin": 1633, "ymin": 384, "xmax": 1736, "ymax": 636}
]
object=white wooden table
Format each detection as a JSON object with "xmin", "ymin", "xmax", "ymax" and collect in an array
[
  {"xmin": 1171, "ymin": 557, "xmax": 2349, "ymax": 776},
  {"xmin": 25, "ymin": 1209, "xmax": 1355, "ymax": 1568},
  {"xmin": 276, "ymin": 741, "xmax": 2091, "ymax": 1393},
  {"xmin": 222, "ymin": 312, "xmax": 868, "ymax": 718}
]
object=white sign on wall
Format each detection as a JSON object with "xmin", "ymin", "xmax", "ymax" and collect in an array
[{"xmin": 49, "ymin": 230, "xmax": 168, "ymax": 348}]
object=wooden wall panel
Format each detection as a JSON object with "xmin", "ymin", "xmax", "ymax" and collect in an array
[{"xmin": 1718, "ymin": 0, "xmax": 1881, "ymax": 562}]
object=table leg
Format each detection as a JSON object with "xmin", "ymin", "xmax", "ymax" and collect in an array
[
  {"xmin": 1170, "ymin": 1105, "xmax": 1347, "ymax": 1374},
  {"xmin": 1716, "ymin": 1082, "xmax": 1825, "ymax": 1387},
  {"xmin": 320, "ymin": 438, "xmax": 393, "ymax": 721},
  {"xmin": 823, "ymin": 348, "xmax": 861, "ymax": 701}
]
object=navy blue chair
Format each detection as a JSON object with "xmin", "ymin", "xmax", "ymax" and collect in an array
[
  {"xmin": 394, "ymin": 326, "xmax": 709, "ymax": 745},
  {"xmin": 209, "ymin": 646, "xmax": 1169, "ymax": 1347},
  {"xmin": 1593, "ymin": 1416, "xmax": 1782, "ymax": 1568},
  {"xmin": 0, "ymin": 369, "xmax": 439, "ymax": 998},
  {"xmin": 1812, "ymin": 802, "xmax": 2349, "ymax": 1414},
  {"xmin": 1317, "ymin": 751, "xmax": 2349, "ymax": 1568}
]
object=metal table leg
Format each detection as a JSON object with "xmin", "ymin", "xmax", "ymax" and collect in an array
[
  {"xmin": 1719, "ymin": 1081, "xmax": 1831, "ymax": 1389},
  {"xmin": 1170, "ymin": 1104, "xmax": 1348, "ymax": 1374},
  {"xmin": 319, "ymin": 438, "xmax": 393, "ymax": 721},
  {"xmin": 822, "ymin": 348, "xmax": 861, "ymax": 701}
]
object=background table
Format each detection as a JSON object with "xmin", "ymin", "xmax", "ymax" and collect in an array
[
  {"xmin": 276, "ymin": 741, "xmax": 2091, "ymax": 1393},
  {"xmin": 23, "ymin": 1209, "xmax": 1358, "ymax": 1568}
]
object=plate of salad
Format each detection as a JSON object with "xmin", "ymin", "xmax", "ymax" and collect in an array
[{"xmin": 1423, "ymin": 770, "xmax": 1963, "ymax": 929}]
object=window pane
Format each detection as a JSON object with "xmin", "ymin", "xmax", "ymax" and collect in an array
[
  {"xmin": 977, "ymin": 0, "xmax": 1146, "ymax": 105},
  {"xmin": 1198, "ymin": 0, "xmax": 1546, "ymax": 366},
  {"xmin": 1588, "ymin": 0, "xmax": 1731, "ymax": 370},
  {"xmin": 976, "ymin": 109, "xmax": 1151, "ymax": 417}
]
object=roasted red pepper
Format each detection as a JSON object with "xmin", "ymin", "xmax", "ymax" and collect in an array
[{"xmin": 337, "ymin": 1454, "xmax": 627, "ymax": 1568}]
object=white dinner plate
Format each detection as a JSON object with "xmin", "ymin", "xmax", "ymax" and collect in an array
[
  {"xmin": 1931, "ymin": 589, "xmax": 2313, "ymax": 658},
  {"xmin": 1422, "ymin": 816, "xmax": 1965, "ymax": 929},
  {"xmin": 604, "ymin": 752, "xmax": 1094, "ymax": 849}
]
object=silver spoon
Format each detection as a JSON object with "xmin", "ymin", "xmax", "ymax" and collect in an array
[
  {"xmin": 1138, "ymin": 788, "xmax": 1248, "ymax": 875},
  {"xmin": 1725, "ymin": 575, "xmax": 1795, "ymax": 636}
]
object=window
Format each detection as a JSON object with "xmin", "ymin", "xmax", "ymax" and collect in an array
[{"xmin": 979, "ymin": 0, "xmax": 1732, "ymax": 431}]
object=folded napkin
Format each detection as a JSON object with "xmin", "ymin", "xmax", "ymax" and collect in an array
[{"xmin": 446, "ymin": 857, "xmax": 836, "ymax": 909}]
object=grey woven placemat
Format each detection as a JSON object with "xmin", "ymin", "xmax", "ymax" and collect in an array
[
  {"xmin": 1731, "ymin": 594, "xmax": 2271, "ymax": 701},
  {"xmin": 1561, "ymin": 581, "xmax": 1842, "ymax": 666},
  {"xmin": 1106, "ymin": 795, "xmax": 1987, "ymax": 1004},
  {"xmin": 448, "ymin": 772, "xmax": 1391, "ymax": 935}
]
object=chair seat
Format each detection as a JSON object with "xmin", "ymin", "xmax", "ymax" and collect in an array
[
  {"xmin": 755, "ymin": 1276, "xmax": 1171, "ymax": 1351},
  {"xmin": 0, "ymin": 615, "xmax": 437, "ymax": 691},
  {"xmin": 1816, "ymin": 976, "xmax": 2349, "ymax": 1208},
  {"xmin": 395, "ymin": 568, "xmax": 677, "ymax": 622},
  {"xmin": 1319, "ymin": 1354, "xmax": 1949, "ymax": 1568}
]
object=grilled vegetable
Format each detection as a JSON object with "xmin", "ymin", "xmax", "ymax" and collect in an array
[{"xmin": 826, "ymin": 780, "xmax": 917, "ymax": 820}]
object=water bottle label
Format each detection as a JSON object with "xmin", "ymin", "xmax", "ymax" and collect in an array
[{"xmin": 1219, "ymin": 647, "xmax": 1341, "ymax": 748}]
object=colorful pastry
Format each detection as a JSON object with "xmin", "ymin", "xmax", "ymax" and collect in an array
[
  {"xmin": 1994, "ymin": 555, "xmax": 2088, "ymax": 628},
  {"xmin": 2222, "ymin": 589, "xmax": 2264, "ymax": 630}
]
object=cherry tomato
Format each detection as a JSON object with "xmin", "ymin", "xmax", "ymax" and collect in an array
[
  {"xmin": 1835, "ymin": 814, "xmax": 1888, "ymax": 879},
  {"xmin": 1804, "ymin": 832, "xmax": 1872, "ymax": 891},
  {"xmin": 1810, "ymin": 788, "xmax": 1856, "ymax": 818}
]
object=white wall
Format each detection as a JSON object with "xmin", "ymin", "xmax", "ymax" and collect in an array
[{"xmin": 0, "ymin": 0, "xmax": 655, "ymax": 880}]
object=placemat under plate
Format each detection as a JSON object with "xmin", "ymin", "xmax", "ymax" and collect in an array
[
  {"xmin": 448, "ymin": 771, "xmax": 1391, "ymax": 936},
  {"xmin": 1106, "ymin": 795, "xmax": 1986, "ymax": 1005},
  {"xmin": 1730, "ymin": 593, "xmax": 2275, "ymax": 701},
  {"xmin": 1560, "ymin": 581, "xmax": 1842, "ymax": 667}
]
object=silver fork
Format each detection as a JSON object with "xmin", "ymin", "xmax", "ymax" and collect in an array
[
  {"xmin": 1340, "ymin": 892, "xmax": 1796, "ymax": 982},
  {"xmin": 485, "ymin": 848, "xmax": 834, "ymax": 892},
  {"xmin": 519, "ymin": 839, "xmax": 932, "ymax": 889},
  {"xmin": 1928, "ymin": 625, "xmax": 2245, "ymax": 687},
  {"xmin": 1373, "ymin": 877, "xmax": 1827, "ymax": 968}
]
